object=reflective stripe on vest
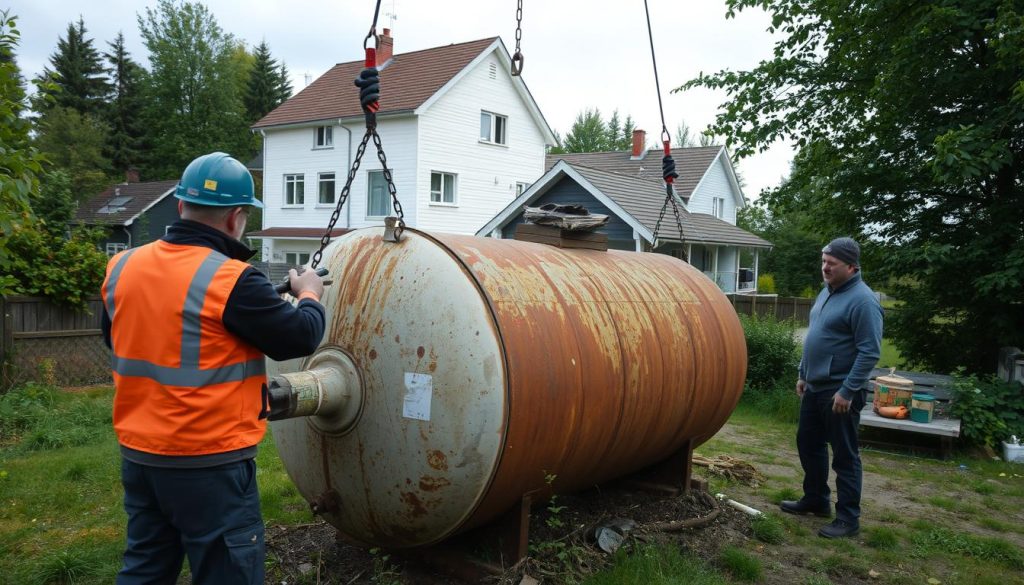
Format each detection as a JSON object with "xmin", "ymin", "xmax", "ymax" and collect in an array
[
  {"xmin": 110, "ymin": 248, "xmax": 263, "ymax": 387},
  {"xmin": 103, "ymin": 248, "xmax": 137, "ymax": 319}
]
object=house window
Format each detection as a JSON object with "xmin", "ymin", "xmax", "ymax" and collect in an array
[
  {"xmin": 314, "ymin": 126, "xmax": 333, "ymax": 148},
  {"xmin": 106, "ymin": 242, "xmax": 127, "ymax": 256},
  {"xmin": 430, "ymin": 172, "xmax": 456, "ymax": 204},
  {"xmin": 712, "ymin": 197, "xmax": 725, "ymax": 219},
  {"xmin": 318, "ymin": 172, "xmax": 336, "ymax": 205},
  {"xmin": 516, "ymin": 182, "xmax": 530, "ymax": 196},
  {"xmin": 284, "ymin": 174, "xmax": 304, "ymax": 206},
  {"xmin": 367, "ymin": 170, "xmax": 391, "ymax": 217},
  {"xmin": 480, "ymin": 111, "xmax": 507, "ymax": 145},
  {"xmin": 284, "ymin": 252, "xmax": 311, "ymax": 266}
]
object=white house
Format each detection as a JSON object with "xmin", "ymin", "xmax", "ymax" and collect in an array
[
  {"xmin": 476, "ymin": 133, "xmax": 772, "ymax": 293},
  {"xmin": 250, "ymin": 31, "xmax": 556, "ymax": 265}
]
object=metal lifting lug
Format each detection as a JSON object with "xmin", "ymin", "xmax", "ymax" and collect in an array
[{"xmin": 382, "ymin": 216, "xmax": 404, "ymax": 243}]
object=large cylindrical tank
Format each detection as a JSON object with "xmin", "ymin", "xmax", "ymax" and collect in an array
[{"xmin": 269, "ymin": 227, "xmax": 746, "ymax": 548}]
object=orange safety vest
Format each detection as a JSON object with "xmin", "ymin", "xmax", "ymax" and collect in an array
[{"xmin": 102, "ymin": 241, "xmax": 267, "ymax": 456}]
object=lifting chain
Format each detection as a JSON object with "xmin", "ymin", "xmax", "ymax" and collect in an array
[
  {"xmin": 309, "ymin": 0, "xmax": 403, "ymax": 269},
  {"xmin": 644, "ymin": 0, "xmax": 684, "ymax": 258},
  {"xmin": 511, "ymin": 0, "xmax": 524, "ymax": 76}
]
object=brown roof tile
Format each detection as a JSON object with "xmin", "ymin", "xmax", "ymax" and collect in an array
[
  {"xmin": 253, "ymin": 38, "xmax": 499, "ymax": 128},
  {"xmin": 75, "ymin": 180, "xmax": 178, "ymax": 226}
]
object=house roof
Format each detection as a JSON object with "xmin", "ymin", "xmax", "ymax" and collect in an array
[
  {"xmin": 247, "ymin": 227, "xmax": 351, "ymax": 239},
  {"xmin": 76, "ymin": 180, "xmax": 178, "ymax": 226},
  {"xmin": 477, "ymin": 161, "xmax": 771, "ymax": 248},
  {"xmin": 253, "ymin": 37, "xmax": 499, "ymax": 129},
  {"xmin": 546, "ymin": 146, "xmax": 726, "ymax": 201}
]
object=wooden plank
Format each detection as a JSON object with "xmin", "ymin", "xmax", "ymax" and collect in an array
[
  {"xmin": 859, "ymin": 404, "xmax": 960, "ymax": 437},
  {"xmin": 13, "ymin": 329, "xmax": 103, "ymax": 339},
  {"xmin": 515, "ymin": 223, "xmax": 608, "ymax": 242}
]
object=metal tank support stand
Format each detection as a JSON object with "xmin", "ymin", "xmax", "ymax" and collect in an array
[
  {"xmin": 619, "ymin": 439, "xmax": 708, "ymax": 495},
  {"xmin": 395, "ymin": 492, "xmax": 535, "ymax": 581}
]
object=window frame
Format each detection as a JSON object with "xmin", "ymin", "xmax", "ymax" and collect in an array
[
  {"xmin": 366, "ymin": 169, "xmax": 392, "ymax": 219},
  {"xmin": 516, "ymin": 182, "xmax": 530, "ymax": 197},
  {"xmin": 314, "ymin": 125, "xmax": 334, "ymax": 149},
  {"xmin": 429, "ymin": 171, "xmax": 457, "ymax": 206},
  {"xmin": 106, "ymin": 242, "xmax": 127, "ymax": 256},
  {"xmin": 284, "ymin": 173, "xmax": 305, "ymax": 207},
  {"xmin": 480, "ymin": 111, "xmax": 508, "ymax": 145},
  {"xmin": 317, "ymin": 172, "xmax": 336, "ymax": 206},
  {"xmin": 284, "ymin": 252, "xmax": 311, "ymax": 266},
  {"xmin": 712, "ymin": 196, "xmax": 726, "ymax": 219}
]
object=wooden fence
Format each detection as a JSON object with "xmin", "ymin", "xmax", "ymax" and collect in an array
[
  {"xmin": 0, "ymin": 295, "xmax": 111, "ymax": 390},
  {"xmin": 725, "ymin": 294, "xmax": 815, "ymax": 326}
]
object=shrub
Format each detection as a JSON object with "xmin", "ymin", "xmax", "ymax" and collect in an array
[
  {"xmin": 757, "ymin": 273, "xmax": 777, "ymax": 293},
  {"xmin": 950, "ymin": 372, "xmax": 1024, "ymax": 449},
  {"xmin": 740, "ymin": 314, "xmax": 798, "ymax": 392}
]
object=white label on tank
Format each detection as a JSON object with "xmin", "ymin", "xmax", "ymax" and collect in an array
[{"xmin": 403, "ymin": 372, "xmax": 433, "ymax": 421}]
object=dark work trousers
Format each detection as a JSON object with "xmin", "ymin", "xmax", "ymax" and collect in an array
[
  {"xmin": 117, "ymin": 458, "xmax": 265, "ymax": 585},
  {"xmin": 796, "ymin": 388, "xmax": 866, "ymax": 525}
]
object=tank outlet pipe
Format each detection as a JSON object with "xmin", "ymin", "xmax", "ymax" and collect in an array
[
  {"xmin": 268, "ymin": 347, "xmax": 364, "ymax": 434},
  {"xmin": 716, "ymin": 493, "xmax": 763, "ymax": 517}
]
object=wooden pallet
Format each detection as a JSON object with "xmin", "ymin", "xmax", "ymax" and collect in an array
[{"xmin": 513, "ymin": 223, "xmax": 608, "ymax": 251}]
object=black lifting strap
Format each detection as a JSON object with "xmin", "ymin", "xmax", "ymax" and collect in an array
[{"xmin": 309, "ymin": 6, "xmax": 404, "ymax": 269}]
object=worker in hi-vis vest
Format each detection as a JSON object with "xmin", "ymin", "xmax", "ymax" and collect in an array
[{"xmin": 101, "ymin": 152, "xmax": 325, "ymax": 584}]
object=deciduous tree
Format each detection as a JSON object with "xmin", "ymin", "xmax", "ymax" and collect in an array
[
  {"xmin": 681, "ymin": 0, "xmax": 1024, "ymax": 373},
  {"xmin": 138, "ymin": 0, "xmax": 251, "ymax": 177}
]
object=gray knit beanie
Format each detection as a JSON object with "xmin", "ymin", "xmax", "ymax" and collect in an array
[{"xmin": 822, "ymin": 237, "xmax": 860, "ymax": 266}]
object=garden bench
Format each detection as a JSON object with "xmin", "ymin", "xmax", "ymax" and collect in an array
[{"xmin": 859, "ymin": 369, "xmax": 961, "ymax": 458}]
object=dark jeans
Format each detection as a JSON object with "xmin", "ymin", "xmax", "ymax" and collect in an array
[
  {"xmin": 117, "ymin": 458, "xmax": 265, "ymax": 585},
  {"xmin": 796, "ymin": 388, "xmax": 866, "ymax": 525}
]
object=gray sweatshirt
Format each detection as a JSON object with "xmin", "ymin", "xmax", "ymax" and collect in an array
[{"xmin": 798, "ymin": 272, "xmax": 884, "ymax": 400}]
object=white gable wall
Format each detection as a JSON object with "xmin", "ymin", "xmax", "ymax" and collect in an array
[
  {"xmin": 416, "ymin": 53, "xmax": 548, "ymax": 235},
  {"xmin": 687, "ymin": 154, "xmax": 739, "ymax": 225},
  {"xmin": 261, "ymin": 117, "xmax": 419, "ymax": 236}
]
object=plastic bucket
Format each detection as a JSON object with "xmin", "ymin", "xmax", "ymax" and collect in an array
[{"xmin": 910, "ymin": 393, "xmax": 935, "ymax": 423}]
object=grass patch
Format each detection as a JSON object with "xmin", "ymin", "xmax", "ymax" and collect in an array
[
  {"xmin": 864, "ymin": 526, "xmax": 898, "ymax": 549},
  {"xmin": 926, "ymin": 495, "xmax": 958, "ymax": 511},
  {"xmin": 584, "ymin": 544, "xmax": 728, "ymax": 585},
  {"xmin": 978, "ymin": 517, "xmax": 1012, "ymax": 533},
  {"xmin": 910, "ymin": 523, "xmax": 1024, "ymax": 569},
  {"xmin": 718, "ymin": 546, "xmax": 763, "ymax": 582},
  {"xmin": 751, "ymin": 514, "xmax": 786, "ymax": 544},
  {"xmin": 877, "ymin": 338, "xmax": 903, "ymax": 369},
  {"xmin": 971, "ymin": 481, "xmax": 996, "ymax": 495},
  {"xmin": 767, "ymin": 487, "xmax": 801, "ymax": 504},
  {"xmin": 806, "ymin": 552, "xmax": 869, "ymax": 579}
]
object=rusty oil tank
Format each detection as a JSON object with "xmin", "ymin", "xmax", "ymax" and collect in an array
[{"xmin": 268, "ymin": 227, "xmax": 746, "ymax": 549}]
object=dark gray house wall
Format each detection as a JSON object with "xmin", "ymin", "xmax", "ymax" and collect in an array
[
  {"xmin": 499, "ymin": 176, "xmax": 636, "ymax": 250},
  {"xmin": 129, "ymin": 195, "xmax": 180, "ymax": 246}
]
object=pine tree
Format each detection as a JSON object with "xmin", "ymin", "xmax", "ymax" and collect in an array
[
  {"xmin": 104, "ymin": 32, "xmax": 145, "ymax": 174},
  {"xmin": 244, "ymin": 41, "xmax": 292, "ymax": 123},
  {"xmin": 35, "ymin": 17, "xmax": 110, "ymax": 116}
]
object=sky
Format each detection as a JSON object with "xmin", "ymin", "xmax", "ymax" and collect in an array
[{"xmin": 10, "ymin": 0, "xmax": 795, "ymax": 198}]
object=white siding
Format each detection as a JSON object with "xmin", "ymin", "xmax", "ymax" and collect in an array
[
  {"xmin": 416, "ymin": 53, "xmax": 548, "ymax": 235},
  {"xmin": 261, "ymin": 118, "xmax": 419, "ymax": 257},
  {"xmin": 687, "ymin": 154, "xmax": 739, "ymax": 225}
]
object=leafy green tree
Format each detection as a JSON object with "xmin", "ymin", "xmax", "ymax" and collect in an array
[
  {"xmin": 0, "ymin": 11, "xmax": 45, "ymax": 284},
  {"xmin": 244, "ymin": 41, "xmax": 292, "ymax": 123},
  {"xmin": 33, "ymin": 17, "xmax": 110, "ymax": 117},
  {"xmin": 737, "ymin": 201, "xmax": 822, "ymax": 297},
  {"xmin": 34, "ymin": 170, "xmax": 77, "ymax": 236},
  {"xmin": 682, "ymin": 0, "xmax": 1024, "ymax": 374},
  {"xmin": 104, "ymin": 32, "xmax": 146, "ymax": 175},
  {"xmin": 549, "ymin": 108, "xmax": 639, "ymax": 154},
  {"xmin": 33, "ymin": 106, "xmax": 113, "ymax": 200},
  {"xmin": 138, "ymin": 0, "xmax": 251, "ymax": 178},
  {"xmin": 4, "ymin": 223, "xmax": 109, "ymax": 308}
]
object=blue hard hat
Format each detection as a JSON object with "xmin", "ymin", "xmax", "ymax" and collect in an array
[{"xmin": 174, "ymin": 152, "xmax": 264, "ymax": 208}]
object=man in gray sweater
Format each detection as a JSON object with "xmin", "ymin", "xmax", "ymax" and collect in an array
[{"xmin": 781, "ymin": 237, "xmax": 883, "ymax": 538}]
